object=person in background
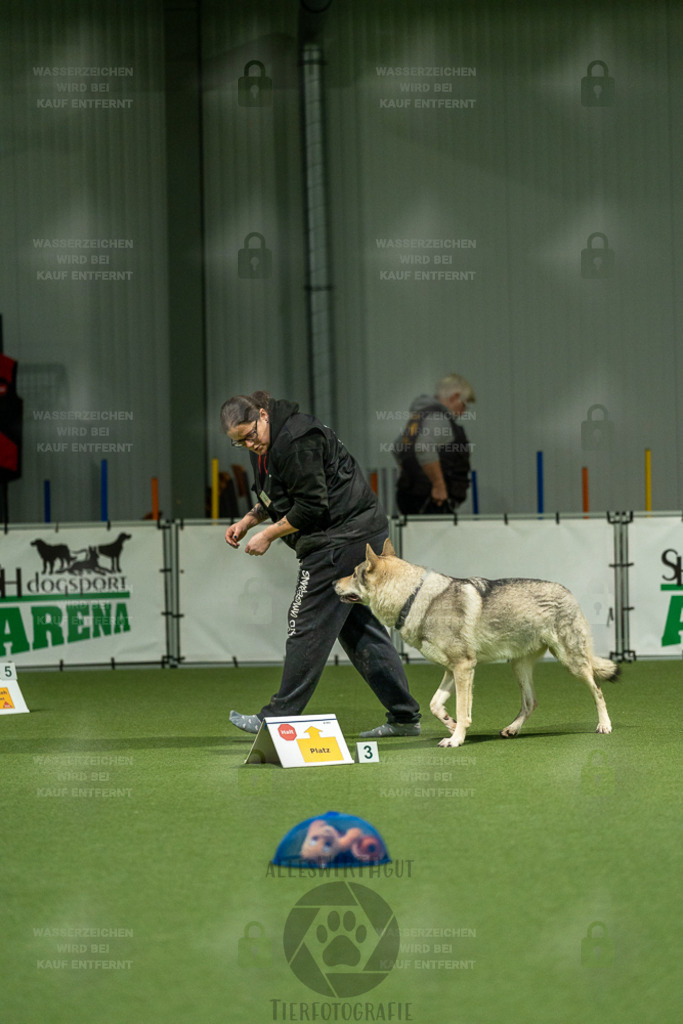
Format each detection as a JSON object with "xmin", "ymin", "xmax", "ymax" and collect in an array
[
  {"xmin": 394, "ymin": 372, "xmax": 475, "ymax": 515},
  {"xmin": 221, "ymin": 390, "xmax": 421, "ymax": 738}
]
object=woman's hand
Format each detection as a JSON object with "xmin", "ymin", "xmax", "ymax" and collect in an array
[
  {"xmin": 225, "ymin": 520, "xmax": 249, "ymax": 548},
  {"xmin": 244, "ymin": 530, "xmax": 272, "ymax": 556}
]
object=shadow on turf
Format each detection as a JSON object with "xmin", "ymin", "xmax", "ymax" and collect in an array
[
  {"xmin": 218, "ymin": 725, "xmax": 610, "ymax": 757},
  {"xmin": 0, "ymin": 736, "xmax": 231, "ymax": 754},
  {"xmin": 2, "ymin": 722, "xmax": 618, "ymax": 757},
  {"xmin": 347, "ymin": 726, "xmax": 619, "ymax": 749}
]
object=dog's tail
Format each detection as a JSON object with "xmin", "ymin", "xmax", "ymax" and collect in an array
[{"xmin": 591, "ymin": 655, "xmax": 620, "ymax": 682}]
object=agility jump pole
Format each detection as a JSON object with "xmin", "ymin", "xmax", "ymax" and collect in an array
[
  {"xmin": 211, "ymin": 458, "xmax": 219, "ymax": 519},
  {"xmin": 644, "ymin": 448, "xmax": 652, "ymax": 512},
  {"xmin": 100, "ymin": 459, "xmax": 108, "ymax": 521},
  {"xmin": 536, "ymin": 451, "xmax": 544, "ymax": 515},
  {"xmin": 151, "ymin": 476, "xmax": 159, "ymax": 520},
  {"xmin": 43, "ymin": 480, "xmax": 51, "ymax": 523},
  {"xmin": 582, "ymin": 466, "xmax": 589, "ymax": 517},
  {"xmin": 471, "ymin": 469, "xmax": 479, "ymax": 514}
]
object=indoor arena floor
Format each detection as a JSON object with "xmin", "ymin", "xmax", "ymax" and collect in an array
[{"xmin": 2, "ymin": 660, "xmax": 680, "ymax": 1024}]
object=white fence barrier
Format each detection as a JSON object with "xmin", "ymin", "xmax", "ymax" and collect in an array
[
  {"xmin": 0, "ymin": 514, "xmax": 679, "ymax": 667},
  {"xmin": 176, "ymin": 520, "xmax": 292, "ymax": 664},
  {"xmin": 0, "ymin": 522, "xmax": 169, "ymax": 667},
  {"xmin": 175, "ymin": 521, "xmax": 350, "ymax": 665},
  {"xmin": 627, "ymin": 513, "xmax": 683, "ymax": 658},
  {"xmin": 397, "ymin": 515, "xmax": 617, "ymax": 659}
]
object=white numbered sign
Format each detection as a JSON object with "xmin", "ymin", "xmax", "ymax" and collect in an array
[
  {"xmin": 356, "ymin": 741, "xmax": 380, "ymax": 763},
  {"xmin": 0, "ymin": 662, "xmax": 30, "ymax": 715}
]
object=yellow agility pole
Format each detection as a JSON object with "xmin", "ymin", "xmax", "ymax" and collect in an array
[{"xmin": 644, "ymin": 448, "xmax": 652, "ymax": 512}]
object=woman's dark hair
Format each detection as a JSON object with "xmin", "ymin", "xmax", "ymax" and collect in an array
[{"xmin": 220, "ymin": 391, "xmax": 272, "ymax": 434}]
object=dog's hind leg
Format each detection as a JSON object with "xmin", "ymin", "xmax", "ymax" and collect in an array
[
  {"xmin": 550, "ymin": 636, "xmax": 613, "ymax": 735},
  {"xmin": 438, "ymin": 658, "xmax": 475, "ymax": 748},
  {"xmin": 570, "ymin": 667, "xmax": 612, "ymax": 734},
  {"xmin": 430, "ymin": 671, "xmax": 457, "ymax": 735},
  {"xmin": 584, "ymin": 672, "xmax": 612, "ymax": 734},
  {"xmin": 501, "ymin": 652, "xmax": 542, "ymax": 738}
]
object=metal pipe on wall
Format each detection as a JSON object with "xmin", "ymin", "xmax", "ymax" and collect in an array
[{"xmin": 299, "ymin": 1, "xmax": 336, "ymax": 426}]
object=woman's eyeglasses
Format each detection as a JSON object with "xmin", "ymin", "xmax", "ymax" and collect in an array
[{"xmin": 230, "ymin": 418, "xmax": 259, "ymax": 448}]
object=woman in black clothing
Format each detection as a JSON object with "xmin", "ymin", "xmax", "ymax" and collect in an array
[{"xmin": 221, "ymin": 390, "xmax": 420, "ymax": 738}]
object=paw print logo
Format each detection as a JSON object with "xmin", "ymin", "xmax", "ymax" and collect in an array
[
  {"xmin": 283, "ymin": 882, "xmax": 399, "ymax": 997},
  {"xmin": 317, "ymin": 910, "xmax": 368, "ymax": 967}
]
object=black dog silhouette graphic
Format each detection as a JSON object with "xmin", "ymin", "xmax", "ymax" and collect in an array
[
  {"xmin": 31, "ymin": 533, "xmax": 132, "ymax": 575},
  {"xmin": 30, "ymin": 539, "xmax": 75, "ymax": 573},
  {"xmin": 66, "ymin": 547, "xmax": 108, "ymax": 576},
  {"xmin": 97, "ymin": 532, "xmax": 132, "ymax": 572}
]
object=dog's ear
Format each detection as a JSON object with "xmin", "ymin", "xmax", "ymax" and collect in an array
[
  {"xmin": 381, "ymin": 538, "xmax": 396, "ymax": 557},
  {"xmin": 365, "ymin": 544, "xmax": 379, "ymax": 568}
]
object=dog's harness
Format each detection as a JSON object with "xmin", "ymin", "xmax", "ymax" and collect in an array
[{"xmin": 394, "ymin": 574, "xmax": 428, "ymax": 631}]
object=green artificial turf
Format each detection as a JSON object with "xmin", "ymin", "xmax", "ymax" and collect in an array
[{"xmin": 1, "ymin": 660, "xmax": 680, "ymax": 1024}]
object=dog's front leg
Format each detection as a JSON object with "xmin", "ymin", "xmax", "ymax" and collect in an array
[
  {"xmin": 429, "ymin": 671, "xmax": 457, "ymax": 735},
  {"xmin": 438, "ymin": 659, "xmax": 475, "ymax": 748}
]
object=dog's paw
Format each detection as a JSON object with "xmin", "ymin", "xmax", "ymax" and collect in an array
[
  {"xmin": 499, "ymin": 727, "xmax": 519, "ymax": 738},
  {"xmin": 595, "ymin": 722, "xmax": 612, "ymax": 734},
  {"xmin": 438, "ymin": 735, "xmax": 465, "ymax": 748}
]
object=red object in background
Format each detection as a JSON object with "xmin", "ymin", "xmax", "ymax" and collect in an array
[
  {"xmin": 0, "ymin": 354, "xmax": 16, "ymax": 394},
  {"xmin": 0, "ymin": 353, "xmax": 23, "ymax": 478},
  {"xmin": 0, "ymin": 434, "xmax": 19, "ymax": 473}
]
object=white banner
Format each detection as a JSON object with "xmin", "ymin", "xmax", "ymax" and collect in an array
[
  {"xmin": 0, "ymin": 522, "xmax": 167, "ymax": 666},
  {"xmin": 176, "ymin": 522, "xmax": 350, "ymax": 664},
  {"xmin": 177, "ymin": 521, "xmax": 291, "ymax": 663},
  {"xmin": 7, "ymin": 516, "xmax": 673, "ymax": 667},
  {"xmin": 628, "ymin": 515, "xmax": 683, "ymax": 657},
  {"xmin": 399, "ymin": 516, "xmax": 616, "ymax": 656}
]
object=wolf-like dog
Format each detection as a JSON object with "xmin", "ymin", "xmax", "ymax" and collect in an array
[{"xmin": 334, "ymin": 538, "xmax": 616, "ymax": 747}]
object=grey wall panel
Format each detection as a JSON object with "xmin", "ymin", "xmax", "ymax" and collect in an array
[
  {"xmin": 1, "ymin": 1, "xmax": 680, "ymax": 522},
  {"xmin": 0, "ymin": 0, "xmax": 171, "ymax": 523},
  {"xmin": 200, "ymin": 0, "xmax": 309, "ymax": 477},
  {"xmin": 321, "ymin": 0, "xmax": 682, "ymax": 514}
]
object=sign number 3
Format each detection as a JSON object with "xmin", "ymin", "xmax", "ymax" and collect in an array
[{"xmin": 356, "ymin": 741, "xmax": 380, "ymax": 763}]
